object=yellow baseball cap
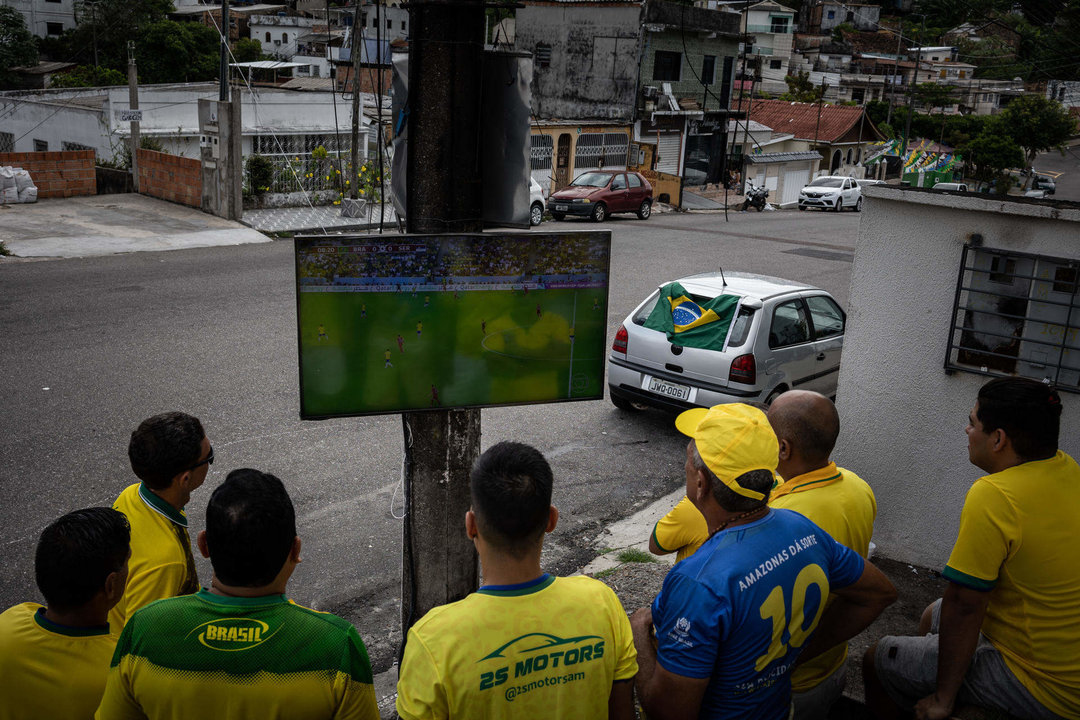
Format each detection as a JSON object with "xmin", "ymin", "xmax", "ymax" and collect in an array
[{"xmin": 675, "ymin": 404, "xmax": 778, "ymax": 501}]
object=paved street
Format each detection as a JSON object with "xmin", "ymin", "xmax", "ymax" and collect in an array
[{"xmin": 0, "ymin": 207, "xmax": 860, "ymax": 672}]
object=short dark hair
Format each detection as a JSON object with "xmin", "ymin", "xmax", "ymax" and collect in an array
[
  {"xmin": 691, "ymin": 445, "xmax": 772, "ymax": 512},
  {"xmin": 128, "ymin": 412, "xmax": 206, "ymax": 490},
  {"xmin": 205, "ymin": 469, "xmax": 296, "ymax": 587},
  {"xmin": 977, "ymin": 377, "xmax": 1062, "ymax": 461},
  {"xmin": 768, "ymin": 395, "xmax": 839, "ymax": 465},
  {"xmin": 470, "ymin": 442, "xmax": 553, "ymax": 558},
  {"xmin": 35, "ymin": 508, "xmax": 130, "ymax": 611}
]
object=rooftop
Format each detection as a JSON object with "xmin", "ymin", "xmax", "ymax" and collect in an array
[{"xmin": 745, "ymin": 99, "xmax": 879, "ymax": 144}]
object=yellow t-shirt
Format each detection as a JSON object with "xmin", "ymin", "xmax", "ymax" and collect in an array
[
  {"xmin": 652, "ymin": 495, "xmax": 709, "ymax": 563},
  {"xmin": 943, "ymin": 451, "xmax": 1080, "ymax": 717},
  {"xmin": 768, "ymin": 463, "xmax": 877, "ymax": 692},
  {"xmin": 396, "ymin": 574, "xmax": 638, "ymax": 720},
  {"xmin": 109, "ymin": 483, "xmax": 198, "ymax": 634},
  {"xmin": 0, "ymin": 603, "xmax": 118, "ymax": 720}
]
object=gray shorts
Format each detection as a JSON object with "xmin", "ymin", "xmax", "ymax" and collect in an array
[{"xmin": 874, "ymin": 599, "xmax": 1060, "ymax": 720}]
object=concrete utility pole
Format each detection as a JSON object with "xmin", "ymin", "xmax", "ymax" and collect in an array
[
  {"xmin": 127, "ymin": 41, "xmax": 140, "ymax": 192},
  {"xmin": 400, "ymin": 0, "xmax": 483, "ymax": 653},
  {"xmin": 219, "ymin": 0, "xmax": 231, "ymax": 101},
  {"xmin": 886, "ymin": 27, "xmax": 902, "ymax": 126}
]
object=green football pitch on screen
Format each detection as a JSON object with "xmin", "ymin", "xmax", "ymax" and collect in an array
[{"xmin": 295, "ymin": 232, "xmax": 611, "ymax": 418}]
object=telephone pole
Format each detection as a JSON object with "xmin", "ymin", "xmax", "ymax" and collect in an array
[
  {"xmin": 400, "ymin": 0, "xmax": 484, "ymax": 653},
  {"xmin": 219, "ymin": 0, "xmax": 231, "ymax": 101},
  {"xmin": 127, "ymin": 41, "xmax": 140, "ymax": 192}
]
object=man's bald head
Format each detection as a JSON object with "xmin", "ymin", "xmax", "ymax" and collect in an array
[{"xmin": 767, "ymin": 390, "xmax": 839, "ymax": 467}]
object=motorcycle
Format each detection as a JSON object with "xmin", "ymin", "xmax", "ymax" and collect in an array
[{"xmin": 741, "ymin": 183, "xmax": 769, "ymax": 212}]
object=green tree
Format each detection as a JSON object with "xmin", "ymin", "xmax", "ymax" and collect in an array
[
  {"xmin": 779, "ymin": 71, "xmax": 825, "ymax": 103},
  {"xmin": 0, "ymin": 7, "xmax": 39, "ymax": 86},
  {"xmin": 233, "ymin": 38, "xmax": 264, "ymax": 63},
  {"xmin": 49, "ymin": 64, "xmax": 126, "ymax": 87},
  {"xmin": 136, "ymin": 20, "xmax": 220, "ymax": 84},
  {"xmin": 996, "ymin": 94, "xmax": 1077, "ymax": 177},
  {"xmin": 961, "ymin": 124, "xmax": 1024, "ymax": 194}
]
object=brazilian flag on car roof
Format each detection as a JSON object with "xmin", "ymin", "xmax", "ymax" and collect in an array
[{"xmin": 643, "ymin": 282, "xmax": 739, "ymax": 350}]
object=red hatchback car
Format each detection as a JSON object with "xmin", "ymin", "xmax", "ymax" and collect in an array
[{"xmin": 547, "ymin": 170, "xmax": 654, "ymax": 222}]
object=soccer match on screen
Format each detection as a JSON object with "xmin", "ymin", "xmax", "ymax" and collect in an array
[{"xmin": 294, "ymin": 231, "xmax": 611, "ymax": 418}]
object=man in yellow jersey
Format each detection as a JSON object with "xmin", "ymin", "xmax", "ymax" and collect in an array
[
  {"xmin": 765, "ymin": 390, "xmax": 876, "ymax": 719},
  {"xmin": 96, "ymin": 469, "xmax": 379, "ymax": 719},
  {"xmin": 0, "ymin": 508, "xmax": 130, "ymax": 720},
  {"xmin": 109, "ymin": 412, "xmax": 211, "ymax": 633},
  {"xmin": 865, "ymin": 377, "xmax": 1080, "ymax": 720},
  {"xmin": 648, "ymin": 494, "xmax": 708, "ymax": 564},
  {"xmin": 396, "ymin": 441, "xmax": 638, "ymax": 720}
]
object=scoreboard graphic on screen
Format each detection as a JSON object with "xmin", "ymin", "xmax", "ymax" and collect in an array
[{"xmin": 294, "ymin": 231, "xmax": 611, "ymax": 418}]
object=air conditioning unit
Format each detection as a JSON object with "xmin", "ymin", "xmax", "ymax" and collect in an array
[{"xmin": 642, "ymin": 85, "xmax": 659, "ymax": 99}]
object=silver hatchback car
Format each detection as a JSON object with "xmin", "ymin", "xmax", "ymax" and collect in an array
[{"xmin": 608, "ymin": 272, "xmax": 845, "ymax": 412}]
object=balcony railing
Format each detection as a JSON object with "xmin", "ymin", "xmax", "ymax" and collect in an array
[{"xmin": 747, "ymin": 24, "xmax": 792, "ymax": 33}]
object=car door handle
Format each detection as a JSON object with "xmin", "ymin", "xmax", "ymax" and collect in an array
[{"xmin": 816, "ymin": 352, "xmax": 826, "ymax": 361}]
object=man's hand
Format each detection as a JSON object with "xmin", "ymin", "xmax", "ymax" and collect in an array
[
  {"xmin": 914, "ymin": 691, "xmax": 956, "ymax": 720},
  {"xmin": 630, "ymin": 606, "xmax": 709, "ymax": 720}
]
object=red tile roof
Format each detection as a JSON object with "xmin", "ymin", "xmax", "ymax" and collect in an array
[{"xmin": 740, "ymin": 98, "xmax": 877, "ymax": 142}]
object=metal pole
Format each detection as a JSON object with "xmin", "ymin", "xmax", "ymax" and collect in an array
[
  {"xmin": 128, "ymin": 41, "xmax": 140, "ymax": 192},
  {"xmin": 219, "ymin": 0, "xmax": 230, "ymax": 101},
  {"xmin": 886, "ymin": 26, "xmax": 901, "ymax": 126},
  {"xmin": 400, "ymin": 0, "xmax": 483, "ymax": 658},
  {"xmin": 349, "ymin": 0, "xmax": 363, "ymax": 200},
  {"xmin": 901, "ymin": 16, "xmax": 924, "ymax": 158}
]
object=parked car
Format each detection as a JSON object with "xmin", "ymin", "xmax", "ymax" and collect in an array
[
  {"xmin": 1024, "ymin": 188, "xmax": 1048, "ymax": 199},
  {"xmin": 1032, "ymin": 174, "xmax": 1056, "ymax": 195},
  {"xmin": 797, "ymin": 176, "xmax": 862, "ymax": 212},
  {"xmin": 856, "ymin": 178, "xmax": 886, "ymax": 190},
  {"xmin": 529, "ymin": 177, "xmax": 547, "ymax": 226},
  {"xmin": 608, "ymin": 271, "xmax": 846, "ymax": 413},
  {"xmin": 548, "ymin": 170, "xmax": 653, "ymax": 222},
  {"xmin": 932, "ymin": 182, "xmax": 969, "ymax": 192}
]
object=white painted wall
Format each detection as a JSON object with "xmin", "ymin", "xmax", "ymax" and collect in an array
[
  {"xmin": 3, "ymin": 0, "xmax": 77, "ymax": 37},
  {"xmin": 837, "ymin": 187, "xmax": 1080, "ymax": 569},
  {"xmin": 249, "ymin": 14, "xmax": 315, "ymax": 58}
]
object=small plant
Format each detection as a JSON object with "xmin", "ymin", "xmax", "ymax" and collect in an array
[
  {"xmin": 593, "ymin": 568, "xmax": 617, "ymax": 579},
  {"xmin": 246, "ymin": 154, "xmax": 275, "ymax": 196},
  {"xmin": 616, "ymin": 548, "xmax": 655, "ymax": 564},
  {"xmin": 0, "ymin": 241, "xmax": 11, "ymax": 257}
]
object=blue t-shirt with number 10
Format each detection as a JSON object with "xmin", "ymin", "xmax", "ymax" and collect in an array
[{"xmin": 651, "ymin": 508, "xmax": 864, "ymax": 719}]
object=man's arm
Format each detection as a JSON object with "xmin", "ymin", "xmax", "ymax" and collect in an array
[
  {"xmin": 913, "ymin": 582, "xmax": 990, "ymax": 720},
  {"xmin": 608, "ymin": 679, "xmax": 634, "ymax": 720},
  {"xmin": 796, "ymin": 561, "xmax": 897, "ymax": 666},
  {"xmin": 630, "ymin": 607, "xmax": 709, "ymax": 720},
  {"xmin": 648, "ymin": 530, "xmax": 670, "ymax": 556}
]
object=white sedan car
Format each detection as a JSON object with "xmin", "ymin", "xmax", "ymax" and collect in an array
[
  {"xmin": 798, "ymin": 176, "xmax": 863, "ymax": 212},
  {"xmin": 608, "ymin": 272, "xmax": 846, "ymax": 412}
]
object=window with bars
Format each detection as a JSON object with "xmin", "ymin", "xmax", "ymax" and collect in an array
[
  {"xmin": 535, "ymin": 43, "xmax": 552, "ymax": 69},
  {"xmin": 573, "ymin": 133, "xmax": 629, "ymax": 170},
  {"xmin": 947, "ymin": 245, "xmax": 1080, "ymax": 393},
  {"xmin": 0, "ymin": 132, "xmax": 13, "ymax": 153},
  {"xmin": 530, "ymin": 134, "xmax": 553, "ymax": 170}
]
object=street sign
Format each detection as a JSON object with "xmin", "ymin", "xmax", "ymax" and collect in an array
[{"xmin": 116, "ymin": 109, "xmax": 142, "ymax": 122}]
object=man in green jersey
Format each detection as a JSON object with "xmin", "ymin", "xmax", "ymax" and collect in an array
[
  {"xmin": 397, "ymin": 441, "xmax": 638, "ymax": 720},
  {"xmin": 96, "ymin": 469, "xmax": 379, "ymax": 720}
]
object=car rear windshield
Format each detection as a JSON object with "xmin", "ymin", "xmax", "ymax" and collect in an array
[
  {"xmin": 571, "ymin": 172, "xmax": 611, "ymax": 188},
  {"xmin": 632, "ymin": 292, "xmax": 756, "ymax": 347},
  {"xmin": 808, "ymin": 178, "xmax": 844, "ymax": 188}
]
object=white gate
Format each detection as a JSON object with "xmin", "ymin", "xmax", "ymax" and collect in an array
[
  {"xmin": 656, "ymin": 134, "xmax": 681, "ymax": 175},
  {"xmin": 781, "ymin": 167, "xmax": 810, "ymax": 206}
]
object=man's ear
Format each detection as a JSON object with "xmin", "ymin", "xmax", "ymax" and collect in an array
[
  {"xmin": 777, "ymin": 438, "xmax": 792, "ymax": 461},
  {"xmin": 545, "ymin": 505, "xmax": 558, "ymax": 533},
  {"xmin": 197, "ymin": 530, "xmax": 210, "ymax": 559},
  {"xmin": 103, "ymin": 570, "xmax": 125, "ymax": 604},
  {"xmin": 465, "ymin": 509, "xmax": 478, "ymax": 540},
  {"xmin": 991, "ymin": 428, "xmax": 1009, "ymax": 453},
  {"xmin": 692, "ymin": 466, "xmax": 711, "ymax": 503},
  {"xmin": 290, "ymin": 536, "xmax": 302, "ymax": 564}
]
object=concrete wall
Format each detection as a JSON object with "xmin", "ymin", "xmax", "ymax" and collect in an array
[
  {"xmin": 137, "ymin": 148, "xmax": 202, "ymax": 207},
  {"xmin": 640, "ymin": 31, "xmax": 739, "ymax": 103},
  {"xmin": 837, "ymin": 186, "xmax": 1080, "ymax": 569},
  {"xmin": 0, "ymin": 150, "xmax": 96, "ymax": 197},
  {"xmin": 515, "ymin": 6, "xmax": 641, "ymax": 121},
  {"xmin": 5, "ymin": 0, "xmax": 76, "ymax": 37}
]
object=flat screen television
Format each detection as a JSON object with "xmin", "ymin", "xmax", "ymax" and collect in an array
[{"xmin": 295, "ymin": 231, "xmax": 611, "ymax": 418}]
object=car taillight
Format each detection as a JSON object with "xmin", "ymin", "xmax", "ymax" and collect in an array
[
  {"xmin": 729, "ymin": 353, "xmax": 756, "ymax": 384},
  {"xmin": 612, "ymin": 325, "xmax": 628, "ymax": 354}
]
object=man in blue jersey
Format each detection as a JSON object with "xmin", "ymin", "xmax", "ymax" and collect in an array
[{"xmin": 631, "ymin": 403, "xmax": 896, "ymax": 719}]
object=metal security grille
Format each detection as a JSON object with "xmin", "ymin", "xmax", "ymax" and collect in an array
[
  {"xmin": 946, "ymin": 244, "xmax": 1080, "ymax": 392},
  {"xmin": 530, "ymin": 134, "xmax": 553, "ymax": 170},
  {"xmin": 252, "ymin": 133, "xmax": 349, "ymax": 157},
  {"xmin": 574, "ymin": 133, "xmax": 629, "ymax": 170},
  {"xmin": 0, "ymin": 132, "xmax": 15, "ymax": 153}
]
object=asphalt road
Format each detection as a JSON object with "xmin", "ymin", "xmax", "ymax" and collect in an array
[
  {"xmin": 1033, "ymin": 142, "xmax": 1080, "ymax": 201},
  {"xmin": 0, "ymin": 206, "xmax": 860, "ymax": 671}
]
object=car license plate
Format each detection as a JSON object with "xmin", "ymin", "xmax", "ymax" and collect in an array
[
  {"xmin": 646, "ymin": 376, "xmax": 691, "ymax": 402},
  {"xmin": 555, "ymin": 204, "xmax": 568, "ymax": 211}
]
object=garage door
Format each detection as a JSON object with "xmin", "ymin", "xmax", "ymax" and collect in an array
[
  {"xmin": 782, "ymin": 168, "xmax": 810, "ymax": 206},
  {"xmin": 656, "ymin": 134, "xmax": 681, "ymax": 175}
]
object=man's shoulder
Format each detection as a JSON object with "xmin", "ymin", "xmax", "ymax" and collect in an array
[
  {"xmin": 0, "ymin": 603, "xmax": 38, "ymax": 641},
  {"xmin": 111, "ymin": 482, "xmax": 141, "ymax": 510}
]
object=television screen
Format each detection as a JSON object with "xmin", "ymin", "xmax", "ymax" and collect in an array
[{"xmin": 295, "ymin": 231, "xmax": 611, "ymax": 418}]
